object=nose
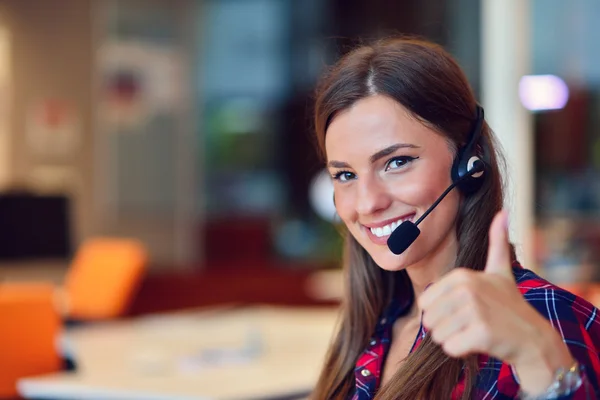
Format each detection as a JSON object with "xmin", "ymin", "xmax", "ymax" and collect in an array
[{"xmin": 355, "ymin": 176, "xmax": 392, "ymax": 216}]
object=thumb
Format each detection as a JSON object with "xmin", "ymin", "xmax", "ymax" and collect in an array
[{"xmin": 484, "ymin": 210, "xmax": 513, "ymax": 278}]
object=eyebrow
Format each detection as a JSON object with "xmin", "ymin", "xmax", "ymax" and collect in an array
[{"xmin": 327, "ymin": 143, "xmax": 420, "ymax": 169}]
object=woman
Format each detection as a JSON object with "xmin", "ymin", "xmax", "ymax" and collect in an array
[{"xmin": 311, "ymin": 37, "xmax": 600, "ymax": 399}]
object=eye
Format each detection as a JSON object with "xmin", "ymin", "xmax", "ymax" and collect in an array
[
  {"xmin": 385, "ymin": 156, "xmax": 418, "ymax": 171},
  {"xmin": 332, "ymin": 170, "xmax": 356, "ymax": 182}
]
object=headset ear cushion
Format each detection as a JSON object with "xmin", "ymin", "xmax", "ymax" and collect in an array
[
  {"xmin": 452, "ymin": 152, "xmax": 486, "ymax": 194},
  {"xmin": 467, "ymin": 156, "xmax": 484, "ymax": 178}
]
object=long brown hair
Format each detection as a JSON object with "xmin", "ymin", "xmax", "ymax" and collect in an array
[{"xmin": 311, "ymin": 37, "xmax": 515, "ymax": 399}]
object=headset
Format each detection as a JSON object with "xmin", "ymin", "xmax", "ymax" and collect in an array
[{"xmin": 450, "ymin": 105, "xmax": 486, "ymax": 194}]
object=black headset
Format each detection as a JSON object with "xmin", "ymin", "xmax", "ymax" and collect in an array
[{"xmin": 450, "ymin": 105, "xmax": 487, "ymax": 194}]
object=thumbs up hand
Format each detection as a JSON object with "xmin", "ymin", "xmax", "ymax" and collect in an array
[
  {"xmin": 418, "ymin": 210, "xmax": 574, "ymax": 394},
  {"xmin": 483, "ymin": 209, "xmax": 514, "ymax": 278}
]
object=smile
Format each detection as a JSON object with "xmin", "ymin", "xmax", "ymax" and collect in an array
[{"xmin": 367, "ymin": 214, "xmax": 415, "ymax": 238}]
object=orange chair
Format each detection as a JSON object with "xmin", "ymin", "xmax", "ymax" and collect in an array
[
  {"xmin": 62, "ymin": 237, "xmax": 148, "ymax": 320},
  {"xmin": 0, "ymin": 283, "xmax": 62, "ymax": 397}
]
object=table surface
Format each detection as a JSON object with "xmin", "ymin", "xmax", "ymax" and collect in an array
[{"xmin": 18, "ymin": 305, "xmax": 339, "ymax": 400}]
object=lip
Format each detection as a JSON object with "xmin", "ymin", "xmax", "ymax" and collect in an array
[
  {"xmin": 362, "ymin": 213, "xmax": 416, "ymax": 246},
  {"xmin": 361, "ymin": 213, "xmax": 415, "ymax": 229}
]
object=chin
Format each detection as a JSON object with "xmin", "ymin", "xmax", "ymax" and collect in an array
[{"xmin": 369, "ymin": 247, "xmax": 413, "ymax": 272}]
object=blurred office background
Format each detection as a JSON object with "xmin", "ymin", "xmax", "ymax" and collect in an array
[{"xmin": 1, "ymin": 0, "xmax": 600, "ymax": 398}]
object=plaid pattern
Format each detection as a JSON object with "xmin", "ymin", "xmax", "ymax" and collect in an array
[{"xmin": 351, "ymin": 265, "xmax": 600, "ymax": 399}]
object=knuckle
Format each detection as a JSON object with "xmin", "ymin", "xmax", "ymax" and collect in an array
[
  {"xmin": 422, "ymin": 312, "xmax": 432, "ymax": 328},
  {"xmin": 431, "ymin": 329, "xmax": 442, "ymax": 344},
  {"xmin": 453, "ymin": 268, "xmax": 470, "ymax": 281},
  {"xmin": 475, "ymin": 323, "xmax": 493, "ymax": 349},
  {"xmin": 442, "ymin": 340, "xmax": 459, "ymax": 357},
  {"xmin": 461, "ymin": 287, "xmax": 477, "ymax": 303},
  {"xmin": 459, "ymin": 286, "xmax": 480, "ymax": 309},
  {"xmin": 464, "ymin": 276, "xmax": 481, "ymax": 292}
]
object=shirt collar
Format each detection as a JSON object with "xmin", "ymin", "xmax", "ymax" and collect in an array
[{"xmin": 376, "ymin": 271, "xmax": 414, "ymax": 333}]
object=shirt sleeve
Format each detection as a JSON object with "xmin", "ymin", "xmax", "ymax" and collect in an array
[{"xmin": 517, "ymin": 286, "xmax": 600, "ymax": 399}]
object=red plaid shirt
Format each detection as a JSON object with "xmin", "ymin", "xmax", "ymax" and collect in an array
[{"xmin": 351, "ymin": 264, "xmax": 600, "ymax": 399}]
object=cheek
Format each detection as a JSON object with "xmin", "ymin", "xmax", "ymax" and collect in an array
[
  {"xmin": 334, "ymin": 190, "xmax": 356, "ymax": 222},
  {"xmin": 387, "ymin": 165, "xmax": 453, "ymax": 206}
]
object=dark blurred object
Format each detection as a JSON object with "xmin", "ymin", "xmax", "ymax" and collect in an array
[
  {"xmin": 204, "ymin": 217, "xmax": 272, "ymax": 263},
  {"xmin": 279, "ymin": 90, "xmax": 322, "ymax": 219},
  {"xmin": 128, "ymin": 263, "xmax": 339, "ymax": 315},
  {"xmin": 329, "ymin": 0, "xmax": 449, "ymax": 54},
  {"xmin": 535, "ymin": 87, "xmax": 590, "ymax": 171},
  {"xmin": 0, "ymin": 192, "xmax": 71, "ymax": 260}
]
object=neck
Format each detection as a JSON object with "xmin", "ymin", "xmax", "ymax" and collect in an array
[{"xmin": 406, "ymin": 230, "xmax": 459, "ymax": 313}]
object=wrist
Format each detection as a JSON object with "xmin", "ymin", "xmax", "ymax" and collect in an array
[
  {"xmin": 517, "ymin": 361, "xmax": 583, "ymax": 399},
  {"xmin": 512, "ymin": 328, "xmax": 575, "ymax": 395}
]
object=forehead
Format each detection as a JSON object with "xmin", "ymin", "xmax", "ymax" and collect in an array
[{"xmin": 324, "ymin": 95, "xmax": 445, "ymax": 161}]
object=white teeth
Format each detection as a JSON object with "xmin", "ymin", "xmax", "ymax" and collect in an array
[{"xmin": 369, "ymin": 215, "xmax": 413, "ymax": 238}]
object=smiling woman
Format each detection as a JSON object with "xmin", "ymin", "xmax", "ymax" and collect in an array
[{"xmin": 310, "ymin": 37, "xmax": 600, "ymax": 400}]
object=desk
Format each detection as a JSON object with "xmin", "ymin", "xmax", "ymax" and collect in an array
[{"xmin": 18, "ymin": 306, "xmax": 339, "ymax": 400}]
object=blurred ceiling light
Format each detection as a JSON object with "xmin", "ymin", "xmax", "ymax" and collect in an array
[
  {"xmin": 519, "ymin": 74, "xmax": 569, "ymax": 111},
  {"xmin": 309, "ymin": 169, "xmax": 338, "ymax": 223}
]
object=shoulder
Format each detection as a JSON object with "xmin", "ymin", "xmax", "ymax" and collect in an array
[{"xmin": 511, "ymin": 263, "xmax": 600, "ymax": 340}]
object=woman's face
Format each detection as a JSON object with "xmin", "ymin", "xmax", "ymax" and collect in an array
[{"xmin": 325, "ymin": 95, "xmax": 460, "ymax": 272}]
